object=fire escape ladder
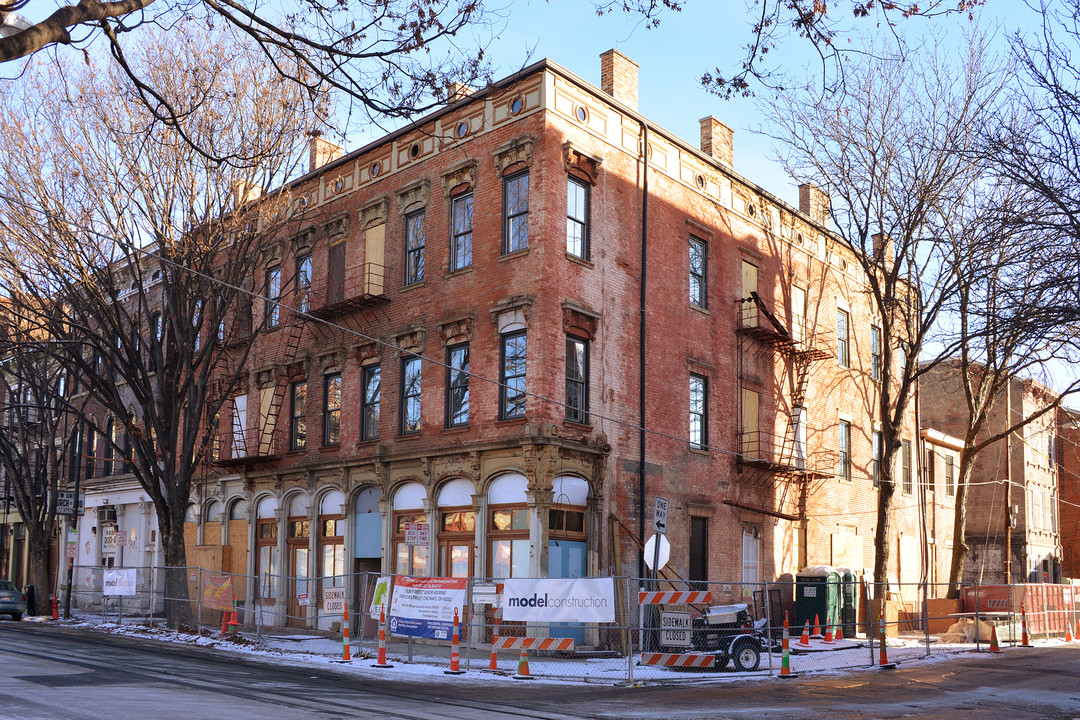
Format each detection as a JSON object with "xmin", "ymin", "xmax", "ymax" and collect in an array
[{"xmin": 256, "ymin": 320, "xmax": 305, "ymax": 457}]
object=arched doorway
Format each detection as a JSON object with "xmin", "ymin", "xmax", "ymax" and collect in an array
[
  {"xmin": 548, "ymin": 475, "xmax": 589, "ymax": 643},
  {"xmin": 392, "ymin": 482, "xmax": 428, "ymax": 575},
  {"xmin": 254, "ymin": 496, "xmax": 279, "ymax": 611},
  {"xmin": 487, "ymin": 473, "xmax": 530, "ymax": 579},
  {"xmin": 285, "ymin": 492, "xmax": 310, "ymax": 627},
  {"xmin": 437, "ymin": 478, "xmax": 475, "ymax": 578}
]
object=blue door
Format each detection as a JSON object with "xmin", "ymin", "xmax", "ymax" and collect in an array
[{"xmin": 548, "ymin": 539, "xmax": 587, "ymax": 643}]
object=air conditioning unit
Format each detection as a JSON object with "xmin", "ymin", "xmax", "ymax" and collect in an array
[{"xmin": 98, "ymin": 506, "xmax": 117, "ymax": 524}]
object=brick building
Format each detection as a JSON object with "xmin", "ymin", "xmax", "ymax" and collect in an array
[
  {"xmin": 134, "ymin": 50, "xmax": 928, "ymax": 626},
  {"xmin": 921, "ymin": 366, "xmax": 1062, "ymax": 584},
  {"xmin": 1057, "ymin": 406, "xmax": 1079, "ymax": 580}
]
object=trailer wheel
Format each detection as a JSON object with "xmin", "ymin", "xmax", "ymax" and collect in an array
[{"xmin": 732, "ymin": 639, "xmax": 760, "ymax": 672}]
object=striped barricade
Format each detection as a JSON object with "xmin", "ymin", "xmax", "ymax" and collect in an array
[
  {"xmin": 639, "ymin": 652, "xmax": 716, "ymax": 669},
  {"xmin": 493, "ymin": 636, "xmax": 575, "ymax": 652},
  {"xmin": 638, "ymin": 590, "xmax": 712, "ymax": 605}
]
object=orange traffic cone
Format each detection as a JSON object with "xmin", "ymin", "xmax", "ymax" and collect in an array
[
  {"xmin": 51, "ymin": 595, "xmax": 58, "ymax": 620},
  {"xmin": 796, "ymin": 620, "xmax": 811, "ymax": 647},
  {"xmin": 514, "ymin": 647, "xmax": 533, "ymax": 679},
  {"xmin": 823, "ymin": 621, "xmax": 834, "ymax": 644},
  {"xmin": 374, "ymin": 605, "xmax": 394, "ymax": 668},
  {"xmin": 1021, "ymin": 603, "xmax": 1031, "ymax": 647},
  {"xmin": 220, "ymin": 611, "xmax": 231, "ymax": 638},
  {"xmin": 1065, "ymin": 618, "xmax": 1074, "ymax": 643},
  {"xmin": 445, "ymin": 607, "xmax": 465, "ymax": 675},
  {"xmin": 878, "ymin": 609, "xmax": 896, "ymax": 669},
  {"xmin": 812, "ymin": 613, "xmax": 822, "ymax": 638},
  {"xmin": 835, "ymin": 622, "xmax": 844, "ymax": 641},
  {"xmin": 989, "ymin": 624, "xmax": 1001, "ymax": 653},
  {"xmin": 780, "ymin": 611, "xmax": 798, "ymax": 679}
]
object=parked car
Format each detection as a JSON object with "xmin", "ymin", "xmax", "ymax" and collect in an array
[{"xmin": 0, "ymin": 580, "xmax": 26, "ymax": 620}]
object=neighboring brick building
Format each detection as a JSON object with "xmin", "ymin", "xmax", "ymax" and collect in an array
[
  {"xmin": 114, "ymin": 50, "xmax": 925, "ymax": 626},
  {"xmin": 921, "ymin": 366, "xmax": 1062, "ymax": 584},
  {"xmin": 1057, "ymin": 406, "xmax": 1080, "ymax": 581},
  {"xmin": 919, "ymin": 428, "xmax": 962, "ymax": 589}
]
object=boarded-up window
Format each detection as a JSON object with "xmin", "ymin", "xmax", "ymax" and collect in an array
[{"xmin": 327, "ymin": 239, "xmax": 345, "ymax": 305}]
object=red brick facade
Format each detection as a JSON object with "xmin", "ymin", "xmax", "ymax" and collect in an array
[{"xmin": 183, "ymin": 52, "xmax": 926, "ymax": 619}]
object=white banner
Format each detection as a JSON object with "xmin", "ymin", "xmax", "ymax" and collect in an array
[
  {"xmin": 501, "ymin": 578, "xmax": 615, "ymax": 623},
  {"xmin": 103, "ymin": 568, "xmax": 137, "ymax": 596}
]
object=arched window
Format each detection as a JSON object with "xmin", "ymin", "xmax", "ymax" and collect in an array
[
  {"xmin": 183, "ymin": 503, "xmax": 197, "ymax": 523},
  {"xmin": 437, "ymin": 478, "xmax": 475, "ymax": 578},
  {"xmin": 548, "ymin": 476, "xmax": 588, "ymax": 579},
  {"xmin": 255, "ymin": 497, "xmax": 279, "ymax": 601},
  {"xmin": 103, "ymin": 419, "xmax": 115, "ymax": 476},
  {"xmin": 285, "ymin": 493, "xmax": 310, "ymax": 624},
  {"xmin": 205, "ymin": 501, "xmax": 222, "ymax": 522},
  {"xmin": 318, "ymin": 491, "xmax": 345, "ymax": 585},
  {"xmin": 392, "ymin": 482, "xmax": 428, "ymax": 575},
  {"xmin": 488, "ymin": 473, "xmax": 529, "ymax": 578}
]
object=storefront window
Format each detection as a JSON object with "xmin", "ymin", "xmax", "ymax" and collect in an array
[{"xmin": 392, "ymin": 482, "xmax": 428, "ymax": 575}]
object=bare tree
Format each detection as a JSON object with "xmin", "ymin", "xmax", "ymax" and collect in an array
[
  {"xmin": 0, "ymin": 0, "xmax": 494, "ymax": 147},
  {"xmin": 596, "ymin": 0, "xmax": 984, "ymax": 97},
  {"xmin": 0, "ymin": 29, "xmax": 308, "ymax": 625},
  {"xmin": 0, "ymin": 300, "xmax": 84, "ymax": 615},
  {"xmin": 933, "ymin": 178, "xmax": 1080, "ymax": 596},
  {"xmin": 760, "ymin": 34, "xmax": 1007, "ymax": 591}
]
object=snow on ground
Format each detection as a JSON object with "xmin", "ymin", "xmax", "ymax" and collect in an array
[{"xmin": 22, "ymin": 613, "xmax": 1069, "ymax": 687}]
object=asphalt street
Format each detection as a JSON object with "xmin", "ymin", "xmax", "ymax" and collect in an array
[{"xmin": 1, "ymin": 621, "xmax": 1078, "ymax": 719}]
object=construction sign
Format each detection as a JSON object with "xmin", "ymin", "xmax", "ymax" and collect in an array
[
  {"xmin": 200, "ymin": 572, "xmax": 235, "ymax": 611},
  {"xmin": 388, "ymin": 575, "xmax": 467, "ymax": 640}
]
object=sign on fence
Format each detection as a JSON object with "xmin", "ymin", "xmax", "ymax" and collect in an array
[
  {"xmin": 472, "ymin": 582, "xmax": 499, "ymax": 605},
  {"xmin": 369, "ymin": 575, "xmax": 392, "ymax": 617},
  {"xmin": 501, "ymin": 578, "xmax": 615, "ymax": 623},
  {"xmin": 103, "ymin": 569, "xmax": 137, "ymax": 596},
  {"xmin": 389, "ymin": 575, "xmax": 467, "ymax": 639},
  {"xmin": 200, "ymin": 572, "xmax": 234, "ymax": 611},
  {"xmin": 660, "ymin": 611, "xmax": 692, "ymax": 647},
  {"xmin": 323, "ymin": 586, "xmax": 346, "ymax": 613}
]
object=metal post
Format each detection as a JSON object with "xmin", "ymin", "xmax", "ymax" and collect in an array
[
  {"xmin": 196, "ymin": 567, "xmax": 202, "ymax": 636},
  {"xmin": 1043, "ymin": 584, "xmax": 1051, "ymax": 641},
  {"xmin": 627, "ymin": 578, "xmax": 634, "ymax": 685},
  {"xmin": 118, "ymin": 594, "xmax": 123, "ymax": 626},
  {"xmin": 408, "ymin": 634, "xmax": 413, "ymax": 663},
  {"xmin": 974, "ymin": 582, "xmax": 980, "ymax": 652},
  {"xmin": 357, "ymin": 572, "xmax": 368, "ymax": 657},
  {"xmin": 764, "ymin": 582, "xmax": 774, "ymax": 675},
  {"xmin": 867, "ymin": 580, "xmax": 875, "ymax": 666}
]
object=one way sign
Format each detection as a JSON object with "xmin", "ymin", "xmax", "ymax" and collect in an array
[{"xmin": 653, "ymin": 497, "xmax": 669, "ymax": 535}]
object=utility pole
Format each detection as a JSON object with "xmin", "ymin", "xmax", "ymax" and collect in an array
[{"xmin": 1004, "ymin": 379, "xmax": 1012, "ymax": 584}]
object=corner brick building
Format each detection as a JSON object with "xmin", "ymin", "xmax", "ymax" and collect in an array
[
  {"xmin": 1056, "ymin": 406, "xmax": 1079, "ymax": 580},
  {"xmin": 173, "ymin": 50, "xmax": 931, "ymax": 627}
]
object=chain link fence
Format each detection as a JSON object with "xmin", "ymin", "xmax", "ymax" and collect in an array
[{"xmin": 62, "ymin": 566, "xmax": 1080, "ymax": 683}]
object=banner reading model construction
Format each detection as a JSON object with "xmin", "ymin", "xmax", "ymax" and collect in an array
[
  {"xmin": 102, "ymin": 568, "xmax": 137, "ymax": 596},
  {"xmin": 500, "ymin": 577, "xmax": 616, "ymax": 623},
  {"xmin": 388, "ymin": 575, "xmax": 468, "ymax": 639}
]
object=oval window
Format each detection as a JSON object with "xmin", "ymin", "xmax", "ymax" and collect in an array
[
  {"xmin": 456, "ymin": 121, "xmax": 469, "ymax": 138},
  {"xmin": 409, "ymin": 142, "xmax": 421, "ymax": 159},
  {"xmin": 509, "ymin": 96, "xmax": 523, "ymax": 115},
  {"xmin": 370, "ymin": 161, "xmax": 381, "ymax": 178},
  {"xmin": 575, "ymin": 105, "xmax": 588, "ymax": 122}
]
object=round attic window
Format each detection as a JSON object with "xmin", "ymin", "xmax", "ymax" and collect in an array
[
  {"xmin": 409, "ymin": 142, "xmax": 421, "ymax": 160},
  {"xmin": 456, "ymin": 121, "xmax": 469, "ymax": 138},
  {"xmin": 370, "ymin": 161, "xmax": 381, "ymax": 178},
  {"xmin": 695, "ymin": 174, "xmax": 705, "ymax": 189},
  {"xmin": 333, "ymin": 177, "xmax": 344, "ymax": 192},
  {"xmin": 509, "ymin": 96, "xmax": 524, "ymax": 115},
  {"xmin": 575, "ymin": 105, "xmax": 588, "ymax": 122},
  {"xmin": 796, "ymin": 232, "xmax": 805, "ymax": 245},
  {"xmin": 747, "ymin": 202, "xmax": 757, "ymax": 217}
]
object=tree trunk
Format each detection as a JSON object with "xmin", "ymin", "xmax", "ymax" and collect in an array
[
  {"xmin": 946, "ymin": 461, "xmax": 975, "ymax": 599},
  {"xmin": 872, "ymin": 475, "xmax": 896, "ymax": 599},
  {"xmin": 28, "ymin": 528, "xmax": 53, "ymax": 616},
  {"xmin": 161, "ymin": 516, "xmax": 192, "ymax": 629}
]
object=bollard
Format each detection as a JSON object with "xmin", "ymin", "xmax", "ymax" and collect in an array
[
  {"xmin": 489, "ymin": 611, "xmax": 500, "ymax": 671},
  {"xmin": 342, "ymin": 601, "xmax": 351, "ymax": 662},
  {"xmin": 1021, "ymin": 603, "xmax": 1032, "ymax": 647}
]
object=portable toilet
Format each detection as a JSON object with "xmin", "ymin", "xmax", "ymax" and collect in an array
[
  {"xmin": 835, "ymin": 567, "xmax": 857, "ymax": 637},
  {"xmin": 793, "ymin": 565, "xmax": 841, "ymax": 632}
]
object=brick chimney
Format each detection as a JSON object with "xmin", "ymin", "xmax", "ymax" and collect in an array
[
  {"xmin": 445, "ymin": 81, "xmax": 473, "ymax": 102},
  {"xmin": 699, "ymin": 116, "xmax": 734, "ymax": 168},
  {"xmin": 309, "ymin": 136, "xmax": 343, "ymax": 173},
  {"xmin": 600, "ymin": 49, "xmax": 638, "ymax": 110},
  {"xmin": 798, "ymin": 183, "xmax": 830, "ymax": 225},
  {"xmin": 873, "ymin": 232, "xmax": 895, "ymax": 267},
  {"xmin": 231, "ymin": 180, "xmax": 262, "ymax": 208}
]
